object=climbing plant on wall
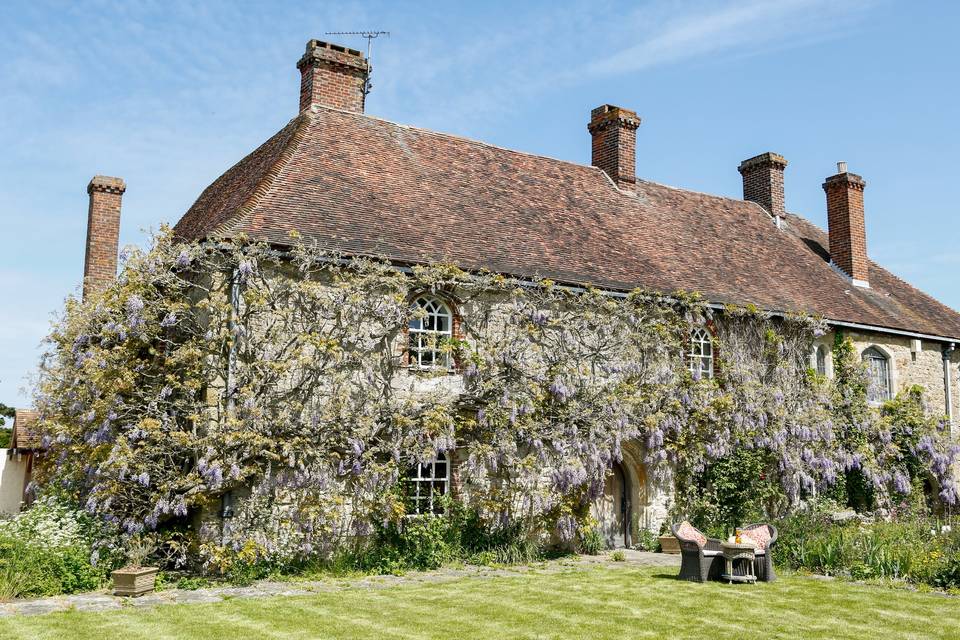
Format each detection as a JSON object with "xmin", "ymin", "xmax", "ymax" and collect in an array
[{"xmin": 31, "ymin": 228, "xmax": 959, "ymax": 568}]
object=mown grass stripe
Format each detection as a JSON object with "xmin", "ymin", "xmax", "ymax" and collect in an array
[{"xmin": 2, "ymin": 565, "xmax": 959, "ymax": 639}]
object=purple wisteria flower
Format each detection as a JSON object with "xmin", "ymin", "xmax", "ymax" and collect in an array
[
  {"xmin": 892, "ymin": 470, "xmax": 911, "ymax": 494},
  {"xmin": 556, "ymin": 515, "xmax": 577, "ymax": 542},
  {"xmin": 126, "ymin": 295, "xmax": 144, "ymax": 319},
  {"xmin": 528, "ymin": 309, "xmax": 550, "ymax": 327},
  {"xmin": 549, "ymin": 378, "xmax": 571, "ymax": 402},
  {"xmin": 237, "ymin": 260, "xmax": 255, "ymax": 282}
]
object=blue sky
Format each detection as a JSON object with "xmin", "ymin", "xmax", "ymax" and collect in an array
[{"xmin": 1, "ymin": 0, "xmax": 959, "ymax": 407}]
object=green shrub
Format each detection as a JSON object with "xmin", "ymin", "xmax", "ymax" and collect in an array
[
  {"xmin": 932, "ymin": 552, "xmax": 960, "ymax": 590},
  {"xmin": 611, "ymin": 550, "xmax": 626, "ymax": 562},
  {"xmin": 350, "ymin": 515, "xmax": 450, "ymax": 574},
  {"xmin": 226, "ymin": 557, "xmax": 272, "ymax": 586},
  {"xmin": 339, "ymin": 500, "xmax": 550, "ymax": 574},
  {"xmin": 0, "ymin": 498, "xmax": 114, "ymax": 599},
  {"xmin": 633, "ymin": 528, "xmax": 659, "ymax": 552},
  {"xmin": 578, "ymin": 526, "xmax": 604, "ymax": 556},
  {"xmin": 0, "ymin": 535, "xmax": 107, "ymax": 599}
]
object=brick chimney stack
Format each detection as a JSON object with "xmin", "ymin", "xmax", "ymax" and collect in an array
[
  {"xmin": 297, "ymin": 39, "xmax": 370, "ymax": 114},
  {"xmin": 738, "ymin": 152, "xmax": 788, "ymax": 219},
  {"xmin": 83, "ymin": 176, "xmax": 125, "ymax": 299},
  {"xmin": 823, "ymin": 162, "xmax": 869, "ymax": 287},
  {"xmin": 588, "ymin": 105, "xmax": 641, "ymax": 192}
]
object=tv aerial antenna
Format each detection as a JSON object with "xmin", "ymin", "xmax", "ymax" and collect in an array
[{"xmin": 325, "ymin": 31, "xmax": 390, "ymax": 97}]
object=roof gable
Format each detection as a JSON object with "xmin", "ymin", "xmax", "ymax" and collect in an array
[{"xmin": 174, "ymin": 106, "xmax": 960, "ymax": 340}]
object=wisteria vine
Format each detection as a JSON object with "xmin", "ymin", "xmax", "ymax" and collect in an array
[{"xmin": 30, "ymin": 228, "xmax": 959, "ymax": 566}]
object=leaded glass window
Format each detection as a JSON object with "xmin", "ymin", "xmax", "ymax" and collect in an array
[
  {"xmin": 816, "ymin": 345, "xmax": 827, "ymax": 376},
  {"xmin": 405, "ymin": 454, "xmax": 449, "ymax": 515},
  {"xmin": 688, "ymin": 327, "xmax": 714, "ymax": 379},
  {"xmin": 862, "ymin": 347, "xmax": 891, "ymax": 403},
  {"xmin": 408, "ymin": 296, "xmax": 453, "ymax": 370}
]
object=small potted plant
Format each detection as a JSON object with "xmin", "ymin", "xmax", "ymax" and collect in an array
[
  {"xmin": 658, "ymin": 533, "xmax": 680, "ymax": 554},
  {"xmin": 112, "ymin": 535, "xmax": 159, "ymax": 597},
  {"xmin": 657, "ymin": 523, "xmax": 680, "ymax": 554}
]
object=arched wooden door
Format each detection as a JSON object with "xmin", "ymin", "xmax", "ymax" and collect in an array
[{"xmin": 593, "ymin": 461, "xmax": 631, "ymax": 548}]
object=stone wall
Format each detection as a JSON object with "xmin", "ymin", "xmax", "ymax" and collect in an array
[{"xmin": 813, "ymin": 329, "xmax": 960, "ymax": 434}]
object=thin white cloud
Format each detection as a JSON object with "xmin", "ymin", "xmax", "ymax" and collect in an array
[
  {"xmin": 587, "ymin": 0, "xmax": 876, "ymax": 75},
  {"xmin": 370, "ymin": 0, "xmax": 877, "ymax": 133}
]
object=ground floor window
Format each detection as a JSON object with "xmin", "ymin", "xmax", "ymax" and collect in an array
[{"xmin": 405, "ymin": 453, "xmax": 449, "ymax": 514}]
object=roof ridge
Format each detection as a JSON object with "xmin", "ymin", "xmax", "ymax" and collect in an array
[
  {"xmin": 213, "ymin": 113, "xmax": 313, "ymax": 238},
  {"xmin": 311, "ymin": 104, "xmax": 613, "ymax": 177},
  {"xmin": 637, "ymin": 177, "xmax": 774, "ymax": 211}
]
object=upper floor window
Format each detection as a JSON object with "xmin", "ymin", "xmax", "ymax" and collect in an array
[
  {"xmin": 815, "ymin": 345, "xmax": 827, "ymax": 376},
  {"xmin": 862, "ymin": 346, "xmax": 891, "ymax": 403},
  {"xmin": 405, "ymin": 453, "xmax": 449, "ymax": 515},
  {"xmin": 688, "ymin": 327, "xmax": 714, "ymax": 379},
  {"xmin": 409, "ymin": 296, "xmax": 453, "ymax": 370}
]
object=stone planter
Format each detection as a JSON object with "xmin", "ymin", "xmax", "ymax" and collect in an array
[
  {"xmin": 658, "ymin": 535, "xmax": 681, "ymax": 554},
  {"xmin": 111, "ymin": 566, "xmax": 159, "ymax": 597}
]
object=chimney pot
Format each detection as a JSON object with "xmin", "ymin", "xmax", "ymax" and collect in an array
[
  {"xmin": 297, "ymin": 39, "xmax": 370, "ymax": 114},
  {"xmin": 83, "ymin": 176, "xmax": 126, "ymax": 299},
  {"xmin": 823, "ymin": 165, "xmax": 868, "ymax": 286},
  {"xmin": 738, "ymin": 152, "xmax": 788, "ymax": 218},
  {"xmin": 588, "ymin": 104, "xmax": 640, "ymax": 191}
]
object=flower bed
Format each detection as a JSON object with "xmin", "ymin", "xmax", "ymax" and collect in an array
[{"xmin": 777, "ymin": 507, "xmax": 960, "ymax": 591}]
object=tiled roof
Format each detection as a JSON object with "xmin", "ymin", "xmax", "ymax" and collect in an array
[
  {"xmin": 174, "ymin": 106, "xmax": 960, "ymax": 341},
  {"xmin": 10, "ymin": 409, "xmax": 39, "ymax": 451}
]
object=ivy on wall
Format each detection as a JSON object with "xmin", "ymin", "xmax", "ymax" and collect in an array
[{"xmin": 31, "ymin": 229, "xmax": 959, "ymax": 565}]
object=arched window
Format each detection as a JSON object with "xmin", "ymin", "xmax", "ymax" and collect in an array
[
  {"xmin": 815, "ymin": 345, "xmax": 827, "ymax": 376},
  {"xmin": 688, "ymin": 327, "xmax": 714, "ymax": 379},
  {"xmin": 862, "ymin": 346, "xmax": 891, "ymax": 403},
  {"xmin": 408, "ymin": 296, "xmax": 453, "ymax": 370},
  {"xmin": 405, "ymin": 453, "xmax": 449, "ymax": 515}
]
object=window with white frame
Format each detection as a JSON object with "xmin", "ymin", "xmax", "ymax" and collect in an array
[
  {"xmin": 408, "ymin": 296, "xmax": 453, "ymax": 370},
  {"xmin": 405, "ymin": 454, "xmax": 449, "ymax": 515},
  {"xmin": 688, "ymin": 327, "xmax": 714, "ymax": 379},
  {"xmin": 862, "ymin": 346, "xmax": 891, "ymax": 403},
  {"xmin": 815, "ymin": 345, "xmax": 828, "ymax": 376}
]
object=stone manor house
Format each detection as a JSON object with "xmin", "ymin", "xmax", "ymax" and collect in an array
[{"xmin": 13, "ymin": 39, "xmax": 960, "ymax": 545}]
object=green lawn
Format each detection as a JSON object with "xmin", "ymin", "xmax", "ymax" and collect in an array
[{"xmin": 0, "ymin": 564, "xmax": 957, "ymax": 639}]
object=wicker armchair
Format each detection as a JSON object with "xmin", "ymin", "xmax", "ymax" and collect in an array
[
  {"xmin": 671, "ymin": 522, "xmax": 724, "ymax": 583},
  {"xmin": 742, "ymin": 523, "xmax": 778, "ymax": 582}
]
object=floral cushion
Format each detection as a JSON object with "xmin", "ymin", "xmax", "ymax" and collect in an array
[
  {"xmin": 742, "ymin": 526, "xmax": 771, "ymax": 550},
  {"xmin": 676, "ymin": 521, "xmax": 707, "ymax": 547}
]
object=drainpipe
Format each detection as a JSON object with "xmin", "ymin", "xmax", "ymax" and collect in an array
[
  {"xmin": 943, "ymin": 342, "xmax": 955, "ymax": 437},
  {"xmin": 226, "ymin": 269, "xmax": 241, "ymax": 414}
]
